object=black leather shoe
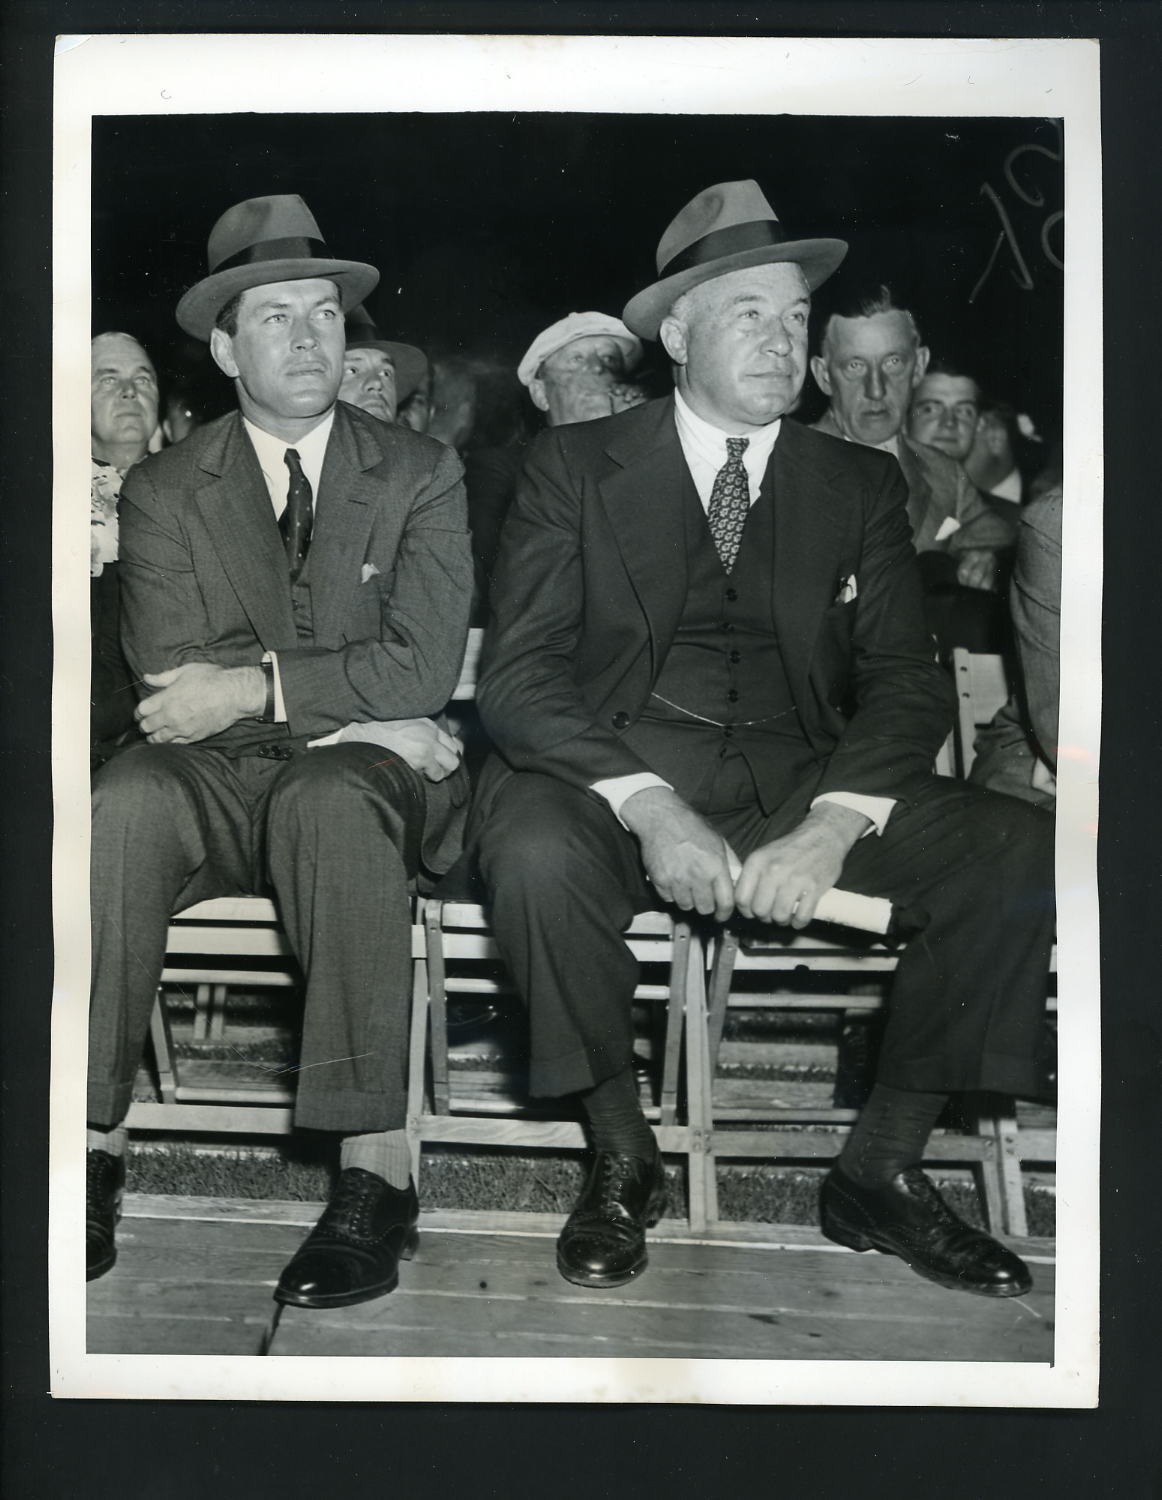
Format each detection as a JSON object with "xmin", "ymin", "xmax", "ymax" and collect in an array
[
  {"xmin": 275, "ymin": 1170, "xmax": 420, "ymax": 1310},
  {"xmin": 820, "ymin": 1163, "xmax": 1033, "ymax": 1298},
  {"xmin": 557, "ymin": 1147, "xmax": 667, "ymax": 1289},
  {"xmin": 86, "ymin": 1149, "xmax": 125, "ymax": 1283}
]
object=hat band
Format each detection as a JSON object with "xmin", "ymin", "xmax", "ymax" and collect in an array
[
  {"xmin": 660, "ymin": 219, "xmax": 789, "ymax": 278},
  {"xmin": 210, "ymin": 235, "xmax": 332, "ymax": 276}
]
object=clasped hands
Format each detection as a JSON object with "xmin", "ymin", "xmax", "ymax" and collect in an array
[
  {"xmin": 136, "ymin": 662, "xmax": 462, "ymax": 782},
  {"xmin": 620, "ymin": 785, "xmax": 868, "ymax": 929}
]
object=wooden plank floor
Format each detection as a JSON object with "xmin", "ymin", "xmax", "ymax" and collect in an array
[{"xmin": 87, "ymin": 1195, "xmax": 1055, "ymax": 1363}]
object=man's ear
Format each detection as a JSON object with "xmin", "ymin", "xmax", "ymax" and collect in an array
[
  {"xmin": 527, "ymin": 378, "xmax": 550, "ymax": 415},
  {"xmin": 659, "ymin": 317, "xmax": 689, "ymax": 367},
  {"xmin": 809, "ymin": 354, "xmax": 833, "ymax": 397},
  {"xmin": 209, "ymin": 328, "xmax": 239, "ymax": 380},
  {"xmin": 912, "ymin": 344, "xmax": 931, "ymax": 385}
]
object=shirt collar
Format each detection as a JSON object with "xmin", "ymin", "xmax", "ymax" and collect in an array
[
  {"xmin": 673, "ymin": 387, "xmax": 781, "ymax": 466},
  {"xmin": 243, "ymin": 407, "xmax": 335, "ymax": 493}
]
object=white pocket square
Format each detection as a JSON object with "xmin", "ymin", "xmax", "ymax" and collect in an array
[
  {"xmin": 934, "ymin": 516, "xmax": 961, "ymax": 542},
  {"xmin": 361, "ymin": 562, "xmax": 381, "ymax": 584},
  {"xmin": 834, "ymin": 574, "xmax": 858, "ymax": 605}
]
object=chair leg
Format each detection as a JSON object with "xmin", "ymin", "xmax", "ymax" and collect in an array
[
  {"xmin": 209, "ymin": 983, "xmax": 228, "ymax": 1041},
  {"xmin": 406, "ymin": 920, "xmax": 432, "ymax": 1185},
  {"xmin": 659, "ymin": 923, "xmax": 689, "ymax": 1129},
  {"xmin": 148, "ymin": 991, "xmax": 179, "ymax": 1104},
  {"xmin": 192, "ymin": 982, "xmax": 212, "ymax": 1042},
  {"xmin": 706, "ymin": 928, "xmax": 739, "ymax": 1074},
  {"xmin": 972, "ymin": 1095, "xmax": 1028, "ymax": 1237},
  {"xmin": 680, "ymin": 925, "xmax": 716, "ymax": 1232},
  {"xmin": 424, "ymin": 902, "xmax": 452, "ymax": 1116}
]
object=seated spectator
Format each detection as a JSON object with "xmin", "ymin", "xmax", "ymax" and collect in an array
[
  {"xmin": 465, "ymin": 313, "xmax": 644, "ymax": 619},
  {"xmin": 338, "ymin": 304, "xmax": 428, "ymax": 424},
  {"xmin": 427, "ymin": 355, "xmax": 478, "ymax": 453},
  {"xmin": 808, "ymin": 286, "xmax": 1016, "ymax": 653},
  {"xmin": 970, "ymin": 477, "xmax": 1062, "ymax": 805},
  {"xmin": 907, "ymin": 363, "xmax": 981, "ymax": 466},
  {"xmin": 964, "ymin": 397, "xmax": 1042, "ymax": 507},
  {"xmin": 90, "ymin": 331, "xmax": 158, "ymax": 767}
]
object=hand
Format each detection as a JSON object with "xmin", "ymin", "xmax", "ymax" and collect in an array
[
  {"xmin": 956, "ymin": 548, "xmax": 1000, "ymax": 592},
  {"xmin": 619, "ymin": 786, "xmax": 736, "ymax": 921},
  {"xmin": 136, "ymin": 663, "xmax": 264, "ymax": 744},
  {"xmin": 337, "ymin": 717, "xmax": 463, "ymax": 782},
  {"xmin": 733, "ymin": 803, "xmax": 869, "ymax": 929}
]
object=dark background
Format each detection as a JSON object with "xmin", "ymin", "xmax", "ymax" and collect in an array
[
  {"xmin": 5, "ymin": 3, "xmax": 1161, "ymax": 1497},
  {"xmin": 93, "ymin": 111, "xmax": 1063, "ymax": 430}
]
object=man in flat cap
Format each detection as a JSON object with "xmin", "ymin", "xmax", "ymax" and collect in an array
[
  {"xmin": 473, "ymin": 181, "xmax": 1053, "ymax": 1298},
  {"xmin": 86, "ymin": 195, "xmax": 473, "ymax": 1309}
]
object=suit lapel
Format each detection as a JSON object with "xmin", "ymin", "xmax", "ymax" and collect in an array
[
  {"xmin": 305, "ymin": 405, "xmax": 380, "ymax": 646},
  {"xmin": 769, "ymin": 421, "xmax": 851, "ymax": 712},
  {"xmin": 895, "ymin": 437, "xmax": 933, "ymax": 546},
  {"xmin": 597, "ymin": 398, "xmax": 690, "ymax": 664},
  {"xmin": 192, "ymin": 415, "xmax": 299, "ymax": 650}
]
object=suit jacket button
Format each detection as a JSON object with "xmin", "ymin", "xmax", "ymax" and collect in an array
[{"xmin": 611, "ymin": 711, "xmax": 630, "ymax": 731}]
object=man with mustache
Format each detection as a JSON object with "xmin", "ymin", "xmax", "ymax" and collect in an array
[
  {"xmin": 85, "ymin": 196, "xmax": 472, "ymax": 1311},
  {"xmin": 472, "ymin": 181, "xmax": 1053, "ymax": 1300}
]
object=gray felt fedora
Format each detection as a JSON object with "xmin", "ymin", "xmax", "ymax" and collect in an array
[
  {"xmin": 344, "ymin": 305, "xmax": 429, "ymax": 404},
  {"xmin": 622, "ymin": 180, "xmax": 848, "ymax": 340},
  {"xmin": 176, "ymin": 194, "xmax": 380, "ymax": 341}
]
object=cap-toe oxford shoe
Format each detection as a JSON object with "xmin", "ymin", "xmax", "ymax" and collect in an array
[
  {"xmin": 556, "ymin": 1147, "xmax": 667, "ymax": 1289},
  {"xmin": 86, "ymin": 1149, "xmax": 125, "ymax": 1283},
  {"xmin": 275, "ymin": 1169, "xmax": 420, "ymax": 1310},
  {"xmin": 820, "ymin": 1163, "xmax": 1033, "ymax": 1298}
]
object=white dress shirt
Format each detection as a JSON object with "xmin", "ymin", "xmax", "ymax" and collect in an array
[
  {"xmin": 242, "ymin": 411, "xmax": 335, "ymax": 724},
  {"xmin": 591, "ymin": 394, "xmax": 894, "ymax": 837}
]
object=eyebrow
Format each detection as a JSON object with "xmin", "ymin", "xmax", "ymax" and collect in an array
[{"xmin": 93, "ymin": 364, "xmax": 155, "ymax": 378}]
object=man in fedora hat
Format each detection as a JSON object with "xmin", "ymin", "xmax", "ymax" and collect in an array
[
  {"xmin": 85, "ymin": 195, "xmax": 473, "ymax": 1309},
  {"xmin": 472, "ymin": 180, "xmax": 1053, "ymax": 1298},
  {"xmin": 339, "ymin": 303, "xmax": 429, "ymax": 424}
]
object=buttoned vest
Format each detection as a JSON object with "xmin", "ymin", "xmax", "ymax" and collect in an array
[{"xmin": 621, "ymin": 462, "xmax": 820, "ymax": 815}]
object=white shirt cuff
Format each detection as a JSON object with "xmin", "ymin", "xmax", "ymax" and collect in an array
[
  {"xmin": 811, "ymin": 791, "xmax": 895, "ymax": 837},
  {"xmin": 261, "ymin": 651, "xmax": 288, "ymax": 723},
  {"xmin": 591, "ymin": 772, "xmax": 673, "ymax": 827}
]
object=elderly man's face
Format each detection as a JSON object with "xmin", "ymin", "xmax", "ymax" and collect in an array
[
  {"xmin": 661, "ymin": 263, "xmax": 811, "ymax": 432},
  {"xmin": 812, "ymin": 310, "xmax": 928, "ymax": 448},
  {"xmin": 91, "ymin": 334, "xmax": 159, "ymax": 462},
  {"xmin": 339, "ymin": 348, "xmax": 398, "ymax": 422},
  {"xmin": 530, "ymin": 335, "xmax": 631, "ymax": 426},
  {"xmin": 210, "ymin": 278, "xmax": 344, "ymax": 435},
  {"xmin": 907, "ymin": 373, "xmax": 980, "ymax": 461}
]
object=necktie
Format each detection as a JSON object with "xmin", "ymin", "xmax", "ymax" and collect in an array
[
  {"xmin": 281, "ymin": 448, "xmax": 313, "ymax": 580},
  {"xmin": 706, "ymin": 436, "xmax": 750, "ymax": 573}
]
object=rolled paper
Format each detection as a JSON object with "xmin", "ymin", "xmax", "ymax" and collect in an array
[{"xmin": 812, "ymin": 887, "xmax": 895, "ymax": 934}]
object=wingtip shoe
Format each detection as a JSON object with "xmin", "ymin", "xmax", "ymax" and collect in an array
[
  {"xmin": 556, "ymin": 1147, "xmax": 667, "ymax": 1289},
  {"xmin": 275, "ymin": 1169, "xmax": 420, "ymax": 1310},
  {"xmin": 820, "ymin": 1163, "xmax": 1033, "ymax": 1298},
  {"xmin": 86, "ymin": 1148, "xmax": 125, "ymax": 1283}
]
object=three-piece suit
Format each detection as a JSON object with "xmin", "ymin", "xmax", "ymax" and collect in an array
[
  {"xmin": 88, "ymin": 401, "xmax": 473, "ymax": 1133},
  {"xmin": 472, "ymin": 396, "xmax": 1054, "ymax": 1102}
]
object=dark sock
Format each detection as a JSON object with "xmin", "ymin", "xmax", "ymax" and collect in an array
[
  {"xmin": 837, "ymin": 1083, "xmax": 948, "ymax": 1187},
  {"xmin": 580, "ymin": 1067, "xmax": 657, "ymax": 1160}
]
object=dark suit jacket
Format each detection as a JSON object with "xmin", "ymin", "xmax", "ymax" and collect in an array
[
  {"xmin": 118, "ymin": 401, "xmax": 474, "ymax": 871},
  {"xmin": 472, "ymin": 396, "xmax": 953, "ymax": 828},
  {"xmin": 811, "ymin": 409, "xmax": 1016, "ymax": 555}
]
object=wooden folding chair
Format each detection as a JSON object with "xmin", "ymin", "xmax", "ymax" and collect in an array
[{"xmin": 406, "ymin": 900, "xmax": 715, "ymax": 1230}]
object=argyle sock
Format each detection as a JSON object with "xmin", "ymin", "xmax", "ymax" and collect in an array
[
  {"xmin": 579, "ymin": 1067, "xmax": 657, "ymax": 1160},
  {"xmin": 87, "ymin": 1125, "xmax": 128, "ymax": 1158},
  {"xmin": 339, "ymin": 1129, "xmax": 413, "ymax": 1189},
  {"xmin": 837, "ymin": 1083, "xmax": 948, "ymax": 1188}
]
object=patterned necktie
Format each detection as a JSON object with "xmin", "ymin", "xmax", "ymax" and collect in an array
[
  {"xmin": 281, "ymin": 447, "xmax": 313, "ymax": 581},
  {"xmin": 706, "ymin": 436, "xmax": 751, "ymax": 573}
]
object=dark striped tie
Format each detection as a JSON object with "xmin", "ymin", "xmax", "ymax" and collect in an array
[
  {"xmin": 281, "ymin": 447, "xmax": 313, "ymax": 580},
  {"xmin": 706, "ymin": 436, "xmax": 751, "ymax": 573}
]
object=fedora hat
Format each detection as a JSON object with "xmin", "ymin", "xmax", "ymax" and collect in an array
[
  {"xmin": 622, "ymin": 180, "xmax": 848, "ymax": 340},
  {"xmin": 176, "ymin": 194, "xmax": 380, "ymax": 341},
  {"xmin": 343, "ymin": 305, "xmax": 429, "ymax": 404}
]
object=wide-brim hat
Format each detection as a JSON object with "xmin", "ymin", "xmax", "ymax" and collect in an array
[
  {"xmin": 623, "ymin": 180, "xmax": 848, "ymax": 340},
  {"xmin": 176, "ymin": 194, "xmax": 380, "ymax": 341},
  {"xmin": 344, "ymin": 305, "xmax": 429, "ymax": 403}
]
